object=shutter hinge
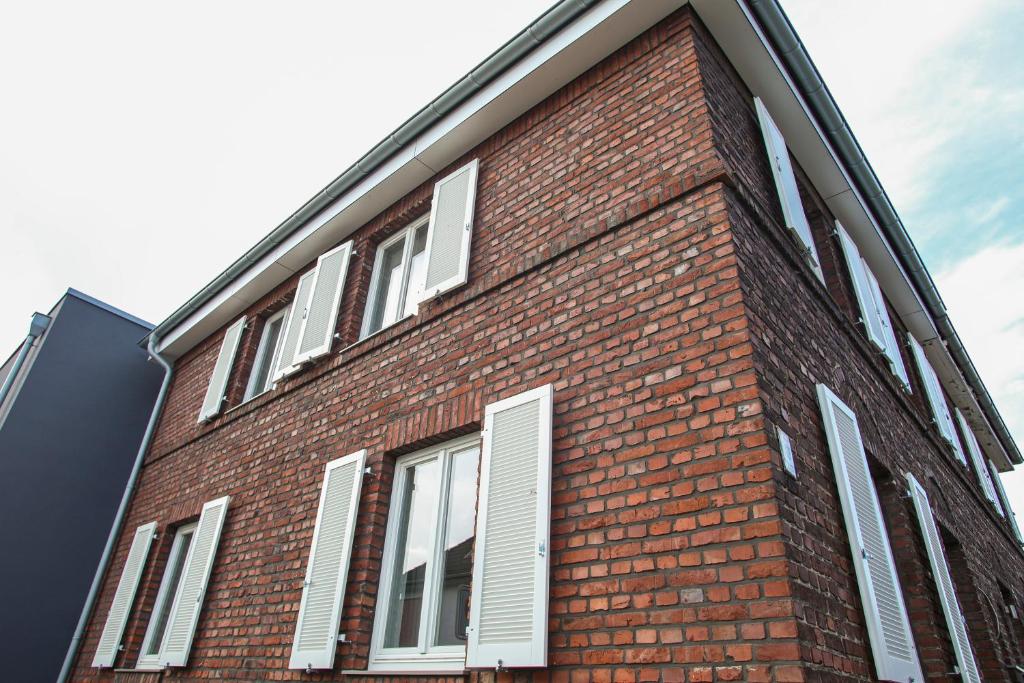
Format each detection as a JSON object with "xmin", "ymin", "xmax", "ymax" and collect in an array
[
  {"xmin": 861, "ymin": 548, "xmax": 871, "ymax": 561},
  {"xmin": 538, "ymin": 540, "xmax": 546, "ymax": 557}
]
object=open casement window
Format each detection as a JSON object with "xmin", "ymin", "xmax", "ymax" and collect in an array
[
  {"xmin": 136, "ymin": 522, "xmax": 198, "ymax": 670},
  {"xmin": 289, "ymin": 450, "xmax": 366, "ymax": 671},
  {"xmin": 416, "ymin": 159, "xmax": 479, "ymax": 304},
  {"xmin": 197, "ymin": 316, "xmax": 246, "ymax": 423},
  {"xmin": 294, "ymin": 241, "xmax": 354, "ymax": 365},
  {"xmin": 361, "ymin": 215, "xmax": 429, "ymax": 338},
  {"xmin": 955, "ymin": 409, "xmax": 1004, "ymax": 516},
  {"xmin": 989, "ymin": 460, "xmax": 1024, "ymax": 544},
  {"xmin": 908, "ymin": 335, "xmax": 967, "ymax": 465},
  {"xmin": 906, "ymin": 473, "xmax": 982, "ymax": 683},
  {"xmin": 754, "ymin": 97, "xmax": 824, "ymax": 282},
  {"xmin": 157, "ymin": 496, "xmax": 230, "ymax": 667},
  {"xmin": 816, "ymin": 384, "xmax": 922, "ymax": 682},
  {"xmin": 243, "ymin": 306, "xmax": 290, "ymax": 401},
  {"xmin": 369, "ymin": 437, "xmax": 481, "ymax": 672},
  {"xmin": 467, "ymin": 384, "xmax": 553, "ymax": 669},
  {"xmin": 92, "ymin": 522, "xmax": 158, "ymax": 668},
  {"xmin": 273, "ymin": 270, "xmax": 316, "ymax": 382}
]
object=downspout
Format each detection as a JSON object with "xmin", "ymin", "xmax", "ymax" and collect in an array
[
  {"xmin": 57, "ymin": 335, "xmax": 174, "ymax": 683},
  {"xmin": 0, "ymin": 312, "xmax": 50, "ymax": 413}
]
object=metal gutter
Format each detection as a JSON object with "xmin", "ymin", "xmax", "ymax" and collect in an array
[
  {"xmin": 746, "ymin": 0, "xmax": 1022, "ymax": 466},
  {"xmin": 146, "ymin": 0, "xmax": 598, "ymax": 347}
]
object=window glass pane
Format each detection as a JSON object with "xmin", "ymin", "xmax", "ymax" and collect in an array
[
  {"xmin": 146, "ymin": 528, "xmax": 195, "ymax": 655},
  {"xmin": 433, "ymin": 446, "xmax": 479, "ymax": 646},
  {"xmin": 402, "ymin": 224, "xmax": 429, "ymax": 318},
  {"xmin": 383, "ymin": 458, "xmax": 440, "ymax": 648},
  {"xmin": 367, "ymin": 237, "xmax": 407, "ymax": 335},
  {"xmin": 249, "ymin": 314, "xmax": 285, "ymax": 397}
]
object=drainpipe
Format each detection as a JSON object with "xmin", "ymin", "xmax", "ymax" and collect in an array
[
  {"xmin": 57, "ymin": 335, "xmax": 174, "ymax": 683},
  {"xmin": 0, "ymin": 312, "xmax": 50, "ymax": 412}
]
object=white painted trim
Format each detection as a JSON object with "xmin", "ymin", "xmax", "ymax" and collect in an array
[
  {"xmin": 360, "ymin": 214, "xmax": 430, "ymax": 339},
  {"xmin": 136, "ymin": 521, "xmax": 198, "ymax": 671},
  {"xmin": 243, "ymin": 307, "xmax": 289, "ymax": 400}
]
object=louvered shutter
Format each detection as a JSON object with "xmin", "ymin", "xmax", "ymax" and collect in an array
[
  {"xmin": 816, "ymin": 384, "xmax": 922, "ymax": 683},
  {"xmin": 418, "ymin": 159, "xmax": 479, "ymax": 302},
  {"xmin": 159, "ymin": 495, "xmax": 230, "ymax": 667},
  {"xmin": 754, "ymin": 97, "xmax": 823, "ymax": 281},
  {"xmin": 197, "ymin": 317, "xmax": 246, "ymax": 422},
  {"xmin": 92, "ymin": 521, "xmax": 158, "ymax": 667},
  {"xmin": 467, "ymin": 384, "xmax": 552, "ymax": 668},
  {"xmin": 294, "ymin": 242, "xmax": 353, "ymax": 364},
  {"xmin": 273, "ymin": 270, "xmax": 316, "ymax": 382},
  {"xmin": 908, "ymin": 335, "xmax": 966, "ymax": 463},
  {"xmin": 989, "ymin": 460, "xmax": 1023, "ymax": 543},
  {"xmin": 906, "ymin": 473, "xmax": 982, "ymax": 683},
  {"xmin": 836, "ymin": 222, "xmax": 887, "ymax": 349},
  {"xmin": 864, "ymin": 265, "xmax": 911, "ymax": 389},
  {"xmin": 289, "ymin": 450, "xmax": 365, "ymax": 671},
  {"xmin": 956, "ymin": 410, "xmax": 1004, "ymax": 515}
]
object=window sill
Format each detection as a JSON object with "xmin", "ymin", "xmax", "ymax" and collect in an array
[{"xmin": 345, "ymin": 670, "xmax": 466, "ymax": 676}]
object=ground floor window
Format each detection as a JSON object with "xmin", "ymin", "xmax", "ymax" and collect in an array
[{"xmin": 136, "ymin": 522, "xmax": 197, "ymax": 670}]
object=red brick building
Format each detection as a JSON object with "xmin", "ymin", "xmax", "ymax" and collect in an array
[{"xmin": 68, "ymin": 1, "xmax": 1024, "ymax": 681}]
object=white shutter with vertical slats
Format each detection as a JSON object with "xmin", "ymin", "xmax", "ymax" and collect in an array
[
  {"xmin": 956, "ymin": 409, "xmax": 1004, "ymax": 515},
  {"xmin": 158, "ymin": 495, "xmax": 230, "ymax": 667},
  {"xmin": 294, "ymin": 242, "xmax": 354, "ymax": 364},
  {"xmin": 836, "ymin": 222, "xmax": 887, "ymax": 349},
  {"xmin": 908, "ymin": 335, "xmax": 966, "ymax": 464},
  {"xmin": 289, "ymin": 450, "xmax": 366, "ymax": 671},
  {"xmin": 754, "ymin": 97, "xmax": 823, "ymax": 281},
  {"xmin": 816, "ymin": 384, "xmax": 922, "ymax": 683},
  {"xmin": 863, "ymin": 265, "xmax": 912, "ymax": 390},
  {"xmin": 906, "ymin": 473, "xmax": 982, "ymax": 683},
  {"xmin": 467, "ymin": 384, "xmax": 552, "ymax": 668},
  {"xmin": 197, "ymin": 317, "xmax": 246, "ymax": 422},
  {"xmin": 273, "ymin": 270, "xmax": 317, "ymax": 382},
  {"xmin": 92, "ymin": 521, "xmax": 158, "ymax": 667},
  {"xmin": 418, "ymin": 159, "xmax": 479, "ymax": 303}
]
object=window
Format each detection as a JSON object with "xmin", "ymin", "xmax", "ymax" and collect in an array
[
  {"xmin": 361, "ymin": 216, "xmax": 429, "ymax": 338},
  {"xmin": 137, "ymin": 522, "xmax": 197, "ymax": 670},
  {"xmin": 369, "ymin": 436, "xmax": 480, "ymax": 671},
  {"xmin": 243, "ymin": 307, "xmax": 289, "ymax": 401}
]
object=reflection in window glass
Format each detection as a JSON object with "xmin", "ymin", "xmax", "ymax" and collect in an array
[
  {"xmin": 434, "ymin": 447, "xmax": 478, "ymax": 645},
  {"xmin": 139, "ymin": 524, "xmax": 195, "ymax": 665},
  {"xmin": 363, "ymin": 217, "xmax": 429, "ymax": 338}
]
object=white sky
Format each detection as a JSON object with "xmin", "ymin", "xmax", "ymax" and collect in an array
[{"xmin": 2, "ymin": 2, "xmax": 1022, "ymax": 514}]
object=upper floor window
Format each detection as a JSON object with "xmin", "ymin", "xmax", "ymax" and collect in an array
[
  {"xmin": 362, "ymin": 215, "xmax": 429, "ymax": 338},
  {"xmin": 244, "ymin": 306, "xmax": 289, "ymax": 401}
]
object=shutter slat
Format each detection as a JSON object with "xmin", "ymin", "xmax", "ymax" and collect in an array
[
  {"xmin": 956, "ymin": 409, "xmax": 1004, "ymax": 515},
  {"xmin": 289, "ymin": 450, "xmax": 365, "ymax": 670},
  {"xmin": 294, "ymin": 242, "xmax": 353, "ymax": 364},
  {"xmin": 273, "ymin": 270, "xmax": 317, "ymax": 382},
  {"xmin": 159, "ymin": 496, "xmax": 230, "ymax": 667},
  {"xmin": 816, "ymin": 384, "xmax": 922, "ymax": 682},
  {"xmin": 908, "ymin": 335, "xmax": 966, "ymax": 464},
  {"xmin": 906, "ymin": 473, "xmax": 982, "ymax": 683},
  {"xmin": 467, "ymin": 384, "xmax": 552, "ymax": 668},
  {"xmin": 92, "ymin": 522, "xmax": 158, "ymax": 668},
  {"xmin": 197, "ymin": 317, "xmax": 246, "ymax": 422},
  {"xmin": 418, "ymin": 159, "xmax": 478, "ymax": 302}
]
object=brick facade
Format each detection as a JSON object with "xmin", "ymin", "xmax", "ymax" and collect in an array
[{"xmin": 71, "ymin": 7, "xmax": 1024, "ymax": 683}]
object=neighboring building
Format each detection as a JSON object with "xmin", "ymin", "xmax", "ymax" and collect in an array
[
  {"xmin": 0, "ymin": 289, "xmax": 164, "ymax": 683},
  {"xmin": 70, "ymin": 1, "xmax": 1024, "ymax": 681}
]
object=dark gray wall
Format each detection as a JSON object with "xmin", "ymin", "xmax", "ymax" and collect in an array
[{"xmin": 0, "ymin": 295, "xmax": 163, "ymax": 683}]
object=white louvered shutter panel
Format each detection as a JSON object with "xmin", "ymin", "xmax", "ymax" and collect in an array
[
  {"xmin": 956, "ymin": 410, "xmax": 1004, "ymax": 515},
  {"xmin": 197, "ymin": 317, "xmax": 246, "ymax": 422},
  {"xmin": 92, "ymin": 521, "xmax": 158, "ymax": 667},
  {"xmin": 753, "ymin": 97, "xmax": 823, "ymax": 281},
  {"xmin": 816, "ymin": 384, "xmax": 922, "ymax": 683},
  {"xmin": 273, "ymin": 270, "xmax": 316, "ymax": 381},
  {"xmin": 906, "ymin": 473, "xmax": 982, "ymax": 683},
  {"xmin": 989, "ymin": 460, "xmax": 1023, "ymax": 543},
  {"xmin": 418, "ymin": 159, "xmax": 479, "ymax": 302},
  {"xmin": 289, "ymin": 450, "xmax": 365, "ymax": 671},
  {"xmin": 836, "ymin": 222, "xmax": 886, "ymax": 349},
  {"xmin": 864, "ymin": 265, "xmax": 911, "ymax": 389},
  {"xmin": 908, "ymin": 335, "xmax": 966, "ymax": 463},
  {"xmin": 294, "ymin": 242, "xmax": 353, "ymax": 364},
  {"xmin": 159, "ymin": 496, "xmax": 230, "ymax": 667},
  {"xmin": 467, "ymin": 384, "xmax": 552, "ymax": 668}
]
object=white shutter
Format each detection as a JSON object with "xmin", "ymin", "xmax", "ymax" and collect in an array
[
  {"xmin": 294, "ymin": 241, "xmax": 354, "ymax": 364},
  {"xmin": 989, "ymin": 460, "xmax": 1023, "ymax": 543},
  {"xmin": 836, "ymin": 222, "xmax": 887, "ymax": 349},
  {"xmin": 158, "ymin": 495, "xmax": 230, "ymax": 667},
  {"xmin": 289, "ymin": 450, "xmax": 366, "ymax": 671},
  {"xmin": 273, "ymin": 270, "xmax": 317, "ymax": 382},
  {"xmin": 92, "ymin": 521, "xmax": 158, "ymax": 668},
  {"xmin": 956, "ymin": 409, "xmax": 1004, "ymax": 515},
  {"xmin": 906, "ymin": 473, "xmax": 982, "ymax": 683},
  {"xmin": 418, "ymin": 159, "xmax": 479, "ymax": 302},
  {"xmin": 864, "ymin": 265, "xmax": 911, "ymax": 389},
  {"xmin": 753, "ymin": 97, "xmax": 823, "ymax": 281},
  {"xmin": 908, "ymin": 335, "xmax": 966, "ymax": 464},
  {"xmin": 197, "ymin": 317, "xmax": 246, "ymax": 422},
  {"xmin": 816, "ymin": 384, "xmax": 922, "ymax": 683},
  {"xmin": 467, "ymin": 384, "xmax": 552, "ymax": 668}
]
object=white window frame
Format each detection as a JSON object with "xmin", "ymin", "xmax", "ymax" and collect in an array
[
  {"xmin": 360, "ymin": 214, "xmax": 430, "ymax": 340},
  {"xmin": 243, "ymin": 306, "xmax": 290, "ymax": 401},
  {"xmin": 136, "ymin": 522, "xmax": 198, "ymax": 671},
  {"xmin": 367, "ymin": 434, "xmax": 480, "ymax": 673}
]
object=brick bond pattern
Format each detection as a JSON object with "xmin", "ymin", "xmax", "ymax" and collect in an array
[{"xmin": 73, "ymin": 8, "xmax": 1024, "ymax": 683}]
